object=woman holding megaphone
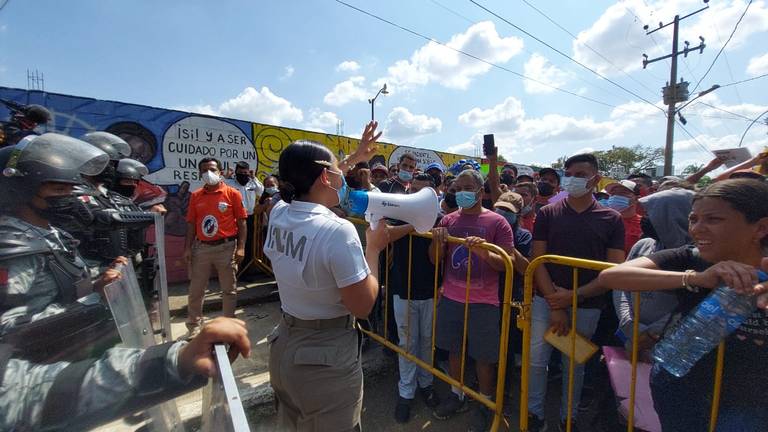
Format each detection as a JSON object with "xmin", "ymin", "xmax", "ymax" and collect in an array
[{"xmin": 264, "ymin": 122, "xmax": 388, "ymax": 431}]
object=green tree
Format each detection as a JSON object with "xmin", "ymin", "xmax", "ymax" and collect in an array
[
  {"xmin": 593, "ymin": 145, "xmax": 664, "ymax": 175},
  {"xmin": 682, "ymin": 163, "xmax": 704, "ymax": 176}
]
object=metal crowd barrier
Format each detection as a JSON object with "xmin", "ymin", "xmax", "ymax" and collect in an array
[
  {"xmin": 348, "ymin": 217, "xmax": 517, "ymax": 432},
  {"xmin": 238, "ymin": 213, "xmax": 273, "ymax": 277},
  {"xmin": 202, "ymin": 344, "xmax": 251, "ymax": 432},
  {"xmin": 523, "ymin": 255, "xmax": 726, "ymax": 432}
]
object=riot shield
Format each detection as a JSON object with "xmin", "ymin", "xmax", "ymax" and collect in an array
[
  {"xmin": 201, "ymin": 344, "xmax": 251, "ymax": 432},
  {"xmin": 153, "ymin": 212, "xmax": 172, "ymax": 343},
  {"xmin": 103, "ymin": 261, "xmax": 185, "ymax": 432}
]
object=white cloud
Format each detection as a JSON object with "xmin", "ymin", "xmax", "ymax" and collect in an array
[
  {"xmin": 323, "ymin": 76, "xmax": 368, "ymax": 106},
  {"xmin": 376, "ymin": 21, "xmax": 523, "ymax": 91},
  {"xmin": 747, "ymin": 52, "xmax": 768, "ymax": 76},
  {"xmin": 573, "ymin": 0, "xmax": 768, "ymax": 75},
  {"xmin": 458, "ymin": 96, "xmax": 525, "ymax": 131},
  {"xmin": 336, "ymin": 60, "xmax": 361, "ymax": 72},
  {"xmin": 176, "ymin": 86, "xmax": 303, "ymax": 125},
  {"xmin": 610, "ymin": 100, "xmax": 665, "ymax": 122},
  {"xmin": 280, "ymin": 65, "xmax": 295, "ymax": 80},
  {"xmin": 523, "ymin": 53, "xmax": 570, "ymax": 94},
  {"xmin": 445, "ymin": 142, "xmax": 477, "ymax": 155},
  {"xmin": 384, "ymin": 107, "xmax": 442, "ymax": 140},
  {"xmin": 305, "ymin": 110, "xmax": 340, "ymax": 133}
]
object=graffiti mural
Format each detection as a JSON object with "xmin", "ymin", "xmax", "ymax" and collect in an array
[{"xmin": 0, "ymin": 86, "xmax": 471, "ymax": 281}]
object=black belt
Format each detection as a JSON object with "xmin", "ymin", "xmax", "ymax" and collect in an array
[
  {"xmin": 199, "ymin": 236, "xmax": 237, "ymax": 246},
  {"xmin": 282, "ymin": 313, "xmax": 355, "ymax": 330}
]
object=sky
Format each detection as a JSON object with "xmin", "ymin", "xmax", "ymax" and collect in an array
[{"xmin": 1, "ymin": 0, "xmax": 767, "ymax": 174}]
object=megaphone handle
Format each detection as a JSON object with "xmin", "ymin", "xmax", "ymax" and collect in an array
[{"xmin": 367, "ymin": 213, "xmax": 381, "ymax": 230}]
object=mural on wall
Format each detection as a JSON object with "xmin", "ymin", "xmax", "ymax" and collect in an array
[{"xmin": 0, "ymin": 86, "xmax": 471, "ymax": 281}]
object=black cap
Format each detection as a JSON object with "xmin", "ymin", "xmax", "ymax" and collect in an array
[
  {"xmin": 538, "ymin": 167, "xmax": 561, "ymax": 183},
  {"xmin": 21, "ymin": 104, "xmax": 52, "ymax": 124}
]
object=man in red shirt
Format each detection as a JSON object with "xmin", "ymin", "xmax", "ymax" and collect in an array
[
  {"xmin": 183, "ymin": 157, "xmax": 247, "ymax": 338},
  {"xmin": 604, "ymin": 179, "xmax": 642, "ymax": 255}
]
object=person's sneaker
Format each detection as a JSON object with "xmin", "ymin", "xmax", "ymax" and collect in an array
[
  {"xmin": 419, "ymin": 385, "xmax": 440, "ymax": 408},
  {"xmin": 432, "ymin": 392, "xmax": 468, "ymax": 420},
  {"xmin": 558, "ymin": 420, "xmax": 580, "ymax": 432},
  {"xmin": 394, "ymin": 397, "xmax": 412, "ymax": 423},
  {"xmin": 528, "ymin": 414, "xmax": 548, "ymax": 432},
  {"xmin": 468, "ymin": 403, "xmax": 492, "ymax": 432}
]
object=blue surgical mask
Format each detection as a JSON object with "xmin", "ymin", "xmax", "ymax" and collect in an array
[
  {"xmin": 456, "ymin": 191, "xmax": 478, "ymax": 209},
  {"xmin": 561, "ymin": 175, "xmax": 593, "ymax": 198},
  {"xmin": 495, "ymin": 209, "xmax": 518, "ymax": 226},
  {"xmin": 326, "ymin": 169, "xmax": 347, "ymax": 206},
  {"xmin": 265, "ymin": 186, "xmax": 278, "ymax": 195},
  {"xmin": 398, "ymin": 170, "xmax": 413, "ymax": 182},
  {"xmin": 606, "ymin": 195, "xmax": 632, "ymax": 212}
]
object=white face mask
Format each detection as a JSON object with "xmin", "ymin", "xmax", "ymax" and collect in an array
[
  {"xmin": 561, "ymin": 175, "xmax": 593, "ymax": 198},
  {"xmin": 202, "ymin": 170, "xmax": 221, "ymax": 186}
]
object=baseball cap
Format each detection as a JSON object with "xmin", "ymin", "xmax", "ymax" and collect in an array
[
  {"xmin": 425, "ymin": 162, "xmax": 445, "ymax": 173},
  {"xmin": 605, "ymin": 179, "xmax": 637, "ymax": 195},
  {"xmin": 516, "ymin": 174, "xmax": 534, "ymax": 183},
  {"xmin": 371, "ymin": 163, "xmax": 388, "ymax": 174},
  {"xmin": 494, "ymin": 192, "xmax": 523, "ymax": 213},
  {"xmin": 538, "ymin": 167, "xmax": 560, "ymax": 182}
]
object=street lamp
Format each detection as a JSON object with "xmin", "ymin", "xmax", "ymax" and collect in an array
[
  {"xmin": 368, "ymin": 83, "xmax": 388, "ymax": 122},
  {"xmin": 676, "ymin": 84, "xmax": 720, "ymax": 125}
]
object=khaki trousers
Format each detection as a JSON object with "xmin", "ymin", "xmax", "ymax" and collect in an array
[
  {"xmin": 186, "ymin": 240, "xmax": 237, "ymax": 329},
  {"xmin": 268, "ymin": 317, "xmax": 363, "ymax": 431}
]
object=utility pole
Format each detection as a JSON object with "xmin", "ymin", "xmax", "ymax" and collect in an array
[{"xmin": 642, "ymin": 2, "xmax": 708, "ymax": 176}]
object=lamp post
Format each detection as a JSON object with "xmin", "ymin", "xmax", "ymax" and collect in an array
[{"xmin": 368, "ymin": 83, "xmax": 388, "ymax": 122}]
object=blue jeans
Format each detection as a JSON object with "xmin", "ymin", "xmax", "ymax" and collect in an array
[
  {"xmin": 393, "ymin": 295, "xmax": 435, "ymax": 399},
  {"xmin": 527, "ymin": 296, "xmax": 601, "ymax": 421},
  {"xmin": 651, "ymin": 359, "xmax": 768, "ymax": 431}
]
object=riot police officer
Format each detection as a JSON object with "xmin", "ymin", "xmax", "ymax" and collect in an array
[
  {"xmin": 60, "ymin": 131, "xmax": 155, "ymax": 272},
  {"xmin": 0, "ymin": 133, "xmax": 125, "ymax": 361},
  {"xmin": 0, "ymin": 101, "xmax": 51, "ymax": 147}
]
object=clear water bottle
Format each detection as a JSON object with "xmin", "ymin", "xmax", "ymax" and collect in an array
[{"xmin": 652, "ymin": 270, "xmax": 768, "ymax": 377}]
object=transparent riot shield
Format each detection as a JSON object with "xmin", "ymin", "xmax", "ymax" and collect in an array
[
  {"xmin": 201, "ymin": 344, "xmax": 251, "ymax": 432},
  {"xmin": 153, "ymin": 213, "xmax": 172, "ymax": 343},
  {"xmin": 103, "ymin": 261, "xmax": 185, "ymax": 432}
]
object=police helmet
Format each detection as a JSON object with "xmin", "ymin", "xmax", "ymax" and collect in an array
[
  {"xmin": 0, "ymin": 133, "xmax": 109, "ymax": 196},
  {"xmin": 21, "ymin": 104, "xmax": 52, "ymax": 124},
  {"xmin": 81, "ymin": 131, "xmax": 131, "ymax": 161},
  {"xmin": 116, "ymin": 158, "xmax": 149, "ymax": 181}
]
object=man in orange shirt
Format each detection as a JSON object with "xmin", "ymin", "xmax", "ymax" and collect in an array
[
  {"xmin": 183, "ymin": 157, "xmax": 247, "ymax": 338},
  {"xmin": 604, "ymin": 180, "xmax": 642, "ymax": 255}
]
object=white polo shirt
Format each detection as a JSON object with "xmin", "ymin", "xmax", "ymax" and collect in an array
[
  {"xmin": 264, "ymin": 200, "xmax": 370, "ymax": 320},
  {"xmin": 225, "ymin": 177, "xmax": 264, "ymax": 216}
]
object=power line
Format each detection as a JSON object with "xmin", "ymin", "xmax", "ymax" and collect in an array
[
  {"xmin": 334, "ymin": 0, "xmax": 653, "ymax": 113},
  {"xmin": 428, "ymin": 0, "xmax": 629, "ymax": 103},
  {"xmin": 719, "ymin": 72, "xmax": 768, "ymax": 88},
  {"xmin": 690, "ymin": 0, "xmax": 753, "ymax": 94},
  {"xmin": 518, "ymin": 0, "xmax": 659, "ymax": 98},
  {"xmin": 676, "ymin": 119, "xmax": 713, "ymax": 155},
  {"xmin": 694, "ymin": 101, "xmax": 754, "ymax": 121},
  {"xmin": 468, "ymin": 0, "xmax": 665, "ymax": 113}
]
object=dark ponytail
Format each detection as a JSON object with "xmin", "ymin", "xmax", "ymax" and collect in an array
[{"xmin": 278, "ymin": 140, "xmax": 334, "ymax": 203}]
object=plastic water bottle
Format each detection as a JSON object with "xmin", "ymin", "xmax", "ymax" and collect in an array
[{"xmin": 652, "ymin": 270, "xmax": 768, "ymax": 377}]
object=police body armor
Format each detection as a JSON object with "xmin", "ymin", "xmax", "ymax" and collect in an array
[{"xmin": 0, "ymin": 220, "xmax": 117, "ymax": 363}]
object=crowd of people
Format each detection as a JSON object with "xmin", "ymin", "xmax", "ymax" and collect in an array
[{"xmin": 310, "ymin": 124, "xmax": 768, "ymax": 432}]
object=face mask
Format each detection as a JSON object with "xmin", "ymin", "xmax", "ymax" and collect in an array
[
  {"xmin": 265, "ymin": 186, "xmax": 278, "ymax": 195},
  {"xmin": 398, "ymin": 170, "xmax": 413, "ymax": 182},
  {"xmin": 606, "ymin": 195, "xmax": 632, "ymax": 212},
  {"xmin": 113, "ymin": 184, "xmax": 136, "ymax": 198},
  {"xmin": 430, "ymin": 173, "xmax": 443, "ymax": 187},
  {"xmin": 235, "ymin": 173, "xmax": 250, "ymax": 186},
  {"xmin": 561, "ymin": 175, "xmax": 593, "ymax": 198},
  {"xmin": 94, "ymin": 163, "xmax": 118, "ymax": 188},
  {"xmin": 456, "ymin": 191, "xmax": 478, "ymax": 209},
  {"xmin": 597, "ymin": 198, "xmax": 609, "ymax": 207},
  {"xmin": 202, "ymin": 170, "xmax": 221, "ymax": 186},
  {"xmin": 444, "ymin": 192, "xmax": 457, "ymax": 209},
  {"xmin": 33, "ymin": 195, "xmax": 94, "ymax": 227},
  {"xmin": 326, "ymin": 169, "xmax": 348, "ymax": 206},
  {"xmin": 500, "ymin": 173, "xmax": 516, "ymax": 186},
  {"xmin": 495, "ymin": 209, "xmax": 518, "ymax": 226},
  {"xmin": 520, "ymin": 205, "xmax": 533, "ymax": 216},
  {"xmin": 537, "ymin": 181, "xmax": 554, "ymax": 197}
]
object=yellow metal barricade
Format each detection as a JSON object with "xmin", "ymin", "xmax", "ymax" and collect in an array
[
  {"xmin": 238, "ymin": 213, "xmax": 273, "ymax": 277},
  {"xmin": 348, "ymin": 217, "xmax": 517, "ymax": 432},
  {"xmin": 523, "ymin": 255, "xmax": 726, "ymax": 432}
]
